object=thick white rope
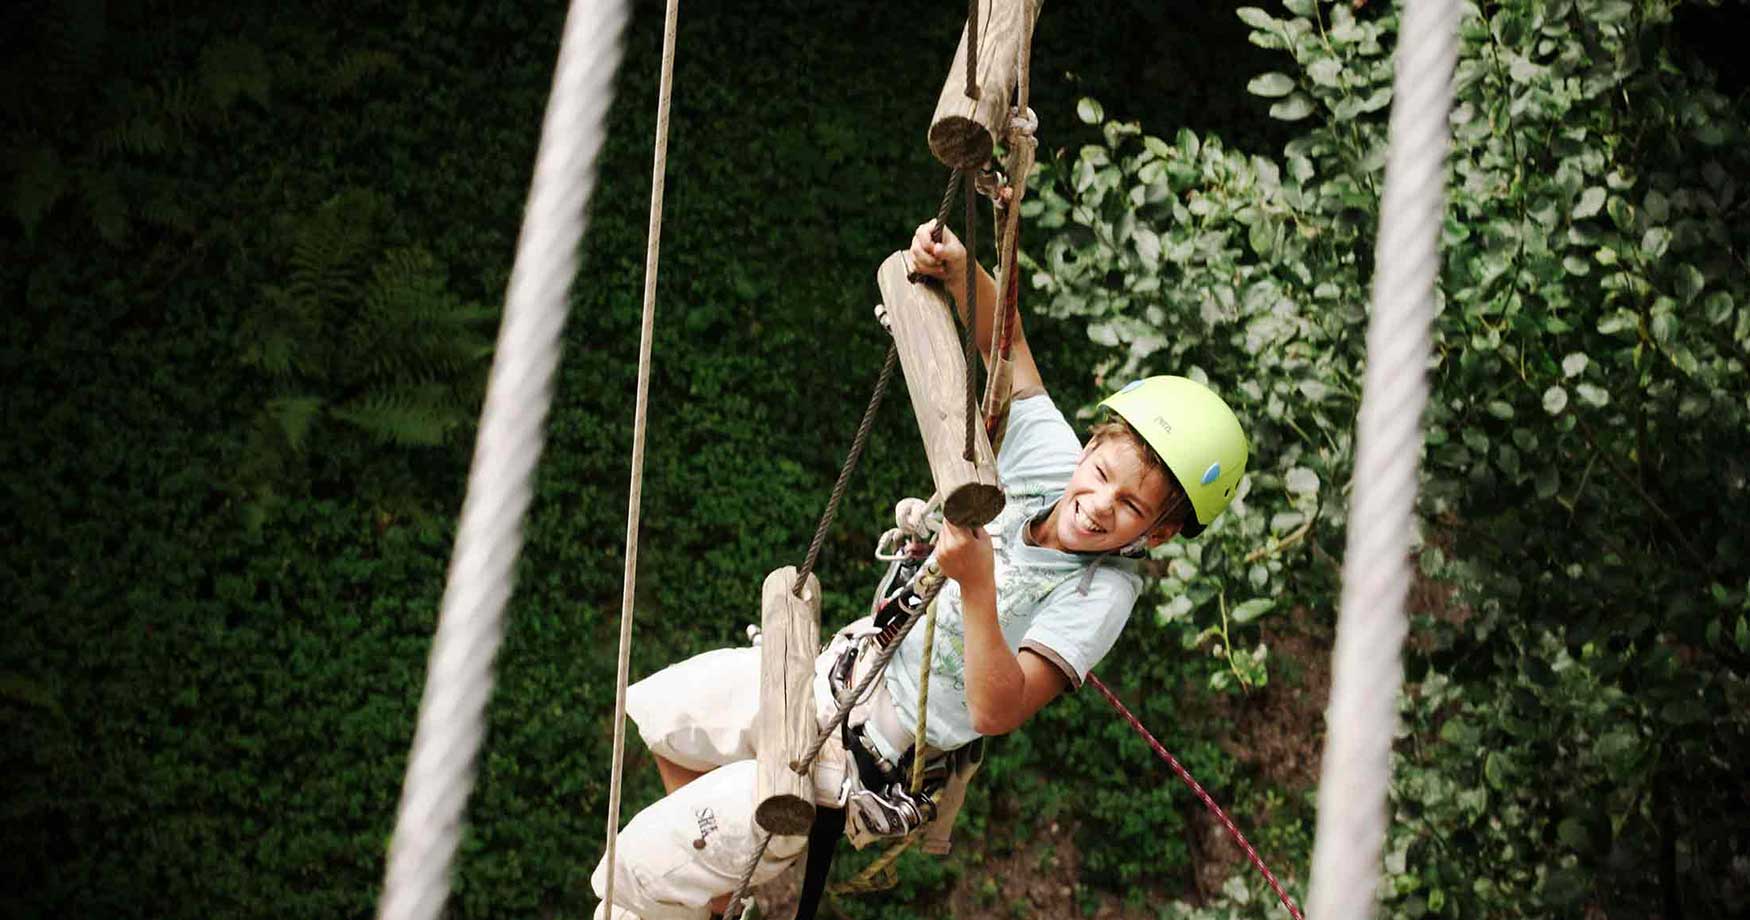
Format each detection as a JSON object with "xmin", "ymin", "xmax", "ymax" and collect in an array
[
  {"xmin": 602, "ymin": 0, "xmax": 682, "ymax": 912},
  {"xmin": 1306, "ymin": 0, "xmax": 1459, "ymax": 916},
  {"xmin": 374, "ymin": 2, "xmax": 629, "ymax": 919}
]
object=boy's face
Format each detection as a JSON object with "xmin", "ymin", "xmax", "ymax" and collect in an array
[{"xmin": 1042, "ymin": 436, "xmax": 1181, "ymax": 553}]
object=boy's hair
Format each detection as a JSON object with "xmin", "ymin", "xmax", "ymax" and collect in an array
[{"xmin": 1087, "ymin": 418, "xmax": 1192, "ymax": 529}]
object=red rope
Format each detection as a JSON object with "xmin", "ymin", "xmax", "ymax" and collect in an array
[{"xmin": 1085, "ymin": 672, "xmax": 1307, "ymax": 920}]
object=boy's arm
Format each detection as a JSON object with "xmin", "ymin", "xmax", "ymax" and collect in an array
[
  {"xmin": 909, "ymin": 222, "xmax": 1046, "ymax": 401},
  {"xmin": 935, "ymin": 522, "xmax": 1068, "ymax": 735}
]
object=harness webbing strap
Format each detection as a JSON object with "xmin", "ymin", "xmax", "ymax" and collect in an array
[{"xmin": 794, "ymin": 807, "xmax": 847, "ymax": 920}]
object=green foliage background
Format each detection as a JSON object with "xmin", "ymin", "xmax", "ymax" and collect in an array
[{"xmin": 2, "ymin": 1, "xmax": 1746, "ymax": 919}]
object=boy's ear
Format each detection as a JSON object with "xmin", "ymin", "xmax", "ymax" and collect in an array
[{"xmin": 1145, "ymin": 518, "xmax": 1183, "ymax": 548}]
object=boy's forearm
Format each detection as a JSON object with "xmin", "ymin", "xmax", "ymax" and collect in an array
[
  {"xmin": 946, "ymin": 262, "xmax": 1001, "ymax": 367},
  {"xmin": 958, "ymin": 583, "xmax": 1029, "ymax": 735}
]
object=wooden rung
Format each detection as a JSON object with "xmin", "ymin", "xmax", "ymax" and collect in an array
[
  {"xmin": 928, "ymin": 0, "xmax": 1042, "ymax": 170},
  {"xmin": 755, "ymin": 566, "xmax": 821, "ymax": 836},
  {"xmin": 875, "ymin": 251, "xmax": 1004, "ymax": 528}
]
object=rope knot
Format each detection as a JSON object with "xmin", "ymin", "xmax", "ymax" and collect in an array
[{"xmin": 1007, "ymin": 106, "xmax": 1038, "ymax": 140}]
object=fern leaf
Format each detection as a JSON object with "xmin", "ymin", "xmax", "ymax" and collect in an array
[
  {"xmin": 320, "ymin": 50, "xmax": 402, "ymax": 99},
  {"xmin": 10, "ymin": 144, "xmax": 67, "ymax": 239},
  {"xmin": 332, "ymin": 386, "xmax": 460, "ymax": 447},
  {"xmin": 286, "ymin": 191, "xmax": 381, "ymax": 308},
  {"xmin": 267, "ymin": 396, "xmax": 325, "ymax": 452},
  {"xmin": 80, "ymin": 168, "xmax": 128, "ymax": 244},
  {"xmin": 199, "ymin": 38, "xmax": 272, "ymax": 110}
]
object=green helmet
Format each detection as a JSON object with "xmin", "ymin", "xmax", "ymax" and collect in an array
[{"xmin": 1099, "ymin": 376, "xmax": 1249, "ymax": 537}]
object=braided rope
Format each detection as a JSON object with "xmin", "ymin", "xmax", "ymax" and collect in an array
[
  {"xmin": 1307, "ymin": 0, "xmax": 1458, "ymax": 916},
  {"xmin": 961, "ymin": 176, "xmax": 979, "ymax": 461},
  {"xmin": 933, "ymin": 169, "xmax": 962, "ymax": 238},
  {"xmin": 601, "ymin": 0, "xmax": 682, "ymax": 912},
  {"xmin": 964, "ymin": 0, "xmax": 980, "ymax": 100},
  {"xmin": 830, "ymin": 834, "xmax": 919, "ymax": 895},
  {"xmin": 1087, "ymin": 674, "xmax": 1305, "ymax": 920},
  {"xmin": 796, "ymin": 343, "xmax": 899, "ymax": 593},
  {"xmin": 375, "ymin": 1, "xmax": 628, "ymax": 918},
  {"xmin": 720, "ymin": 831, "xmax": 774, "ymax": 920},
  {"xmin": 907, "ymin": 603, "xmax": 939, "ymax": 794}
]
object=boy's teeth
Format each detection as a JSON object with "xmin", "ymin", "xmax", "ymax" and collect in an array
[{"xmin": 1075, "ymin": 503, "xmax": 1104, "ymax": 533}]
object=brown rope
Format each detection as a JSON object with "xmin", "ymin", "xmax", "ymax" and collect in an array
[
  {"xmin": 961, "ymin": 175, "xmax": 979, "ymax": 461},
  {"xmin": 965, "ymin": 0, "xmax": 981, "ymax": 100},
  {"xmin": 795, "ymin": 343, "xmax": 900, "ymax": 594}
]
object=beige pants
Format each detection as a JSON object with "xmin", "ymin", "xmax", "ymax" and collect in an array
[{"xmin": 592, "ymin": 631, "xmax": 870, "ymax": 920}]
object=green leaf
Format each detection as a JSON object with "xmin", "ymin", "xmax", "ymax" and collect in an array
[
  {"xmin": 1236, "ymin": 7, "xmax": 1277, "ymax": 30},
  {"xmin": 1542, "ymin": 386, "xmax": 1568, "ymax": 415},
  {"xmin": 1269, "ymin": 93, "xmax": 1316, "ymax": 122},
  {"xmin": 1575, "ymin": 384, "xmax": 1610, "ymax": 408},
  {"xmin": 1483, "ymin": 751, "xmax": 1508, "ymax": 789},
  {"xmin": 1486, "ymin": 400, "xmax": 1515, "ymax": 420},
  {"xmin": 1704, "ymin": 291, "xmax": 1734, "ymax": 326},
  {"xmin": 1594, "ymin": 731, "xmax": 1638, "ymax": 765},
  {"xmin": 1285, "ymin": 467, "xmax": 1320, "ymax": 495},
  {"xmin": 1076, "ymin": 97, "xmax": 1105, "ymax": 125},
  {"xmin": 1572, "ymin": 187, "xmax": 1606, "ymax": 219},
  {"xmin": 1640, "ymin": 227, "xmax": 1672, "ymax": 258},
  {"xmin": 1247, "ymin": 72, "xmax": 1296, "ymax": 98},
  {"xmin": 1562, "ymin": 353, "xmax": 1589, "ymax": 377},
  {"xmin": 1651, "ymin": 309, "xmax": 1677, "ymax": 347},
  {"xmin": 1669, "ymin": 345, "xmax": 1700, "ymax": 377},
  {"xmin": 1737, "ymin": 616, "xmax": 1748, "ymax": 653},
  {"xmin": 1677, "ymin": 263, "xmax": 1705, "ymax": 303},
  {"xmin": 1596, "ymin": 310, "xmax": 1636, "ymax": 337},
  {"xmin": 1644, "ymin": 190, "xmax": 1670, "ymax": 222},
  {"xmin": 1307, "ymin": 58, "xmax": 1343, "ymax": 88},
  {"xmin": 1557, "ymin": 818, "xmax": 1590, "ymax": 851},
  {"xmin": 1661, "ymin": 699, "xmax": 1707, "ymax": 725},
  {"xmin": 1231, "ymin": 598, "xmax": 1275, "ymax": 624}
]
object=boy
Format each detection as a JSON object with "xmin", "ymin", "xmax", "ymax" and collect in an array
[{"xmin": 593, "ymin": 221, "xmax": 1248, "ymax": 919}]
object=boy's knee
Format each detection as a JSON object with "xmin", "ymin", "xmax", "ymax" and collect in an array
[
  {"xmin": 626, "ymin": 647, "xmax": 763, "ymax": 770},
  {"xmin": 594, "ymin": 760, "xmax": 803, "ymax": 918}
]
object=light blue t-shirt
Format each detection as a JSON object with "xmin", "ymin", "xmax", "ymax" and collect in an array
[{"xmin": 882, "ymin": 394, "xmax": 1143, "ymax": 753}]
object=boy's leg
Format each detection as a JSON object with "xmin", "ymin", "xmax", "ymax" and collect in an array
[
  {"xmin": 655, "ymin": 755, "xmax": 709, "ymax": 795},
  {"xmin": 592, "ymin": 760, "xmax": 806, "ymax": 919},
  {"xmin": 628, "ymin": 646, "xmax": 763, "ymax": 773}
]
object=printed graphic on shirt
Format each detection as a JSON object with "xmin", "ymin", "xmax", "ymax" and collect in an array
[{"xmin": 923, "ymin": 496, "xmax": 1083, "ymax": 694}]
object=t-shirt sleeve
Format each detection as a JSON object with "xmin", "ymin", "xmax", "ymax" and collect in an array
[
  {"xmin": 998, "ymin": 393, "xmax": 1083, "ymax": 496},
  {"xmin": 1019, "ymin": 570, "xmax": 1139, "ymax": 689}
]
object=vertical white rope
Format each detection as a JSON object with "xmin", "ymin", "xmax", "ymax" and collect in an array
[
  {"xmin": 1307, "ymin": 0, "xmax": 1459, "ymax": 916},
  {"xmin": 602, "ymin": 0, "xmax": 682, "ymax": 912},
  {"xmin": 375, "ymin": 1, "xmax": 629, "ymax": 919}
]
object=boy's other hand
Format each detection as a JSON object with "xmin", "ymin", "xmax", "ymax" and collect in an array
[
  {"xmin": 909, "ymin": 220, "xmax": 967, "ymax": 282},
  {"xmin": 934, "ymin": 522, "xmax": 995, "ymax": 595}
]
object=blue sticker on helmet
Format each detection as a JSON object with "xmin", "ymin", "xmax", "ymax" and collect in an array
[
  {"xmin": 1118, "ymin": 379, "xmax": 1144, "ymax": 394},
  {"xmin": 1200, "ymin": 462, "xmax": 1221, "ymax": 485}
]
